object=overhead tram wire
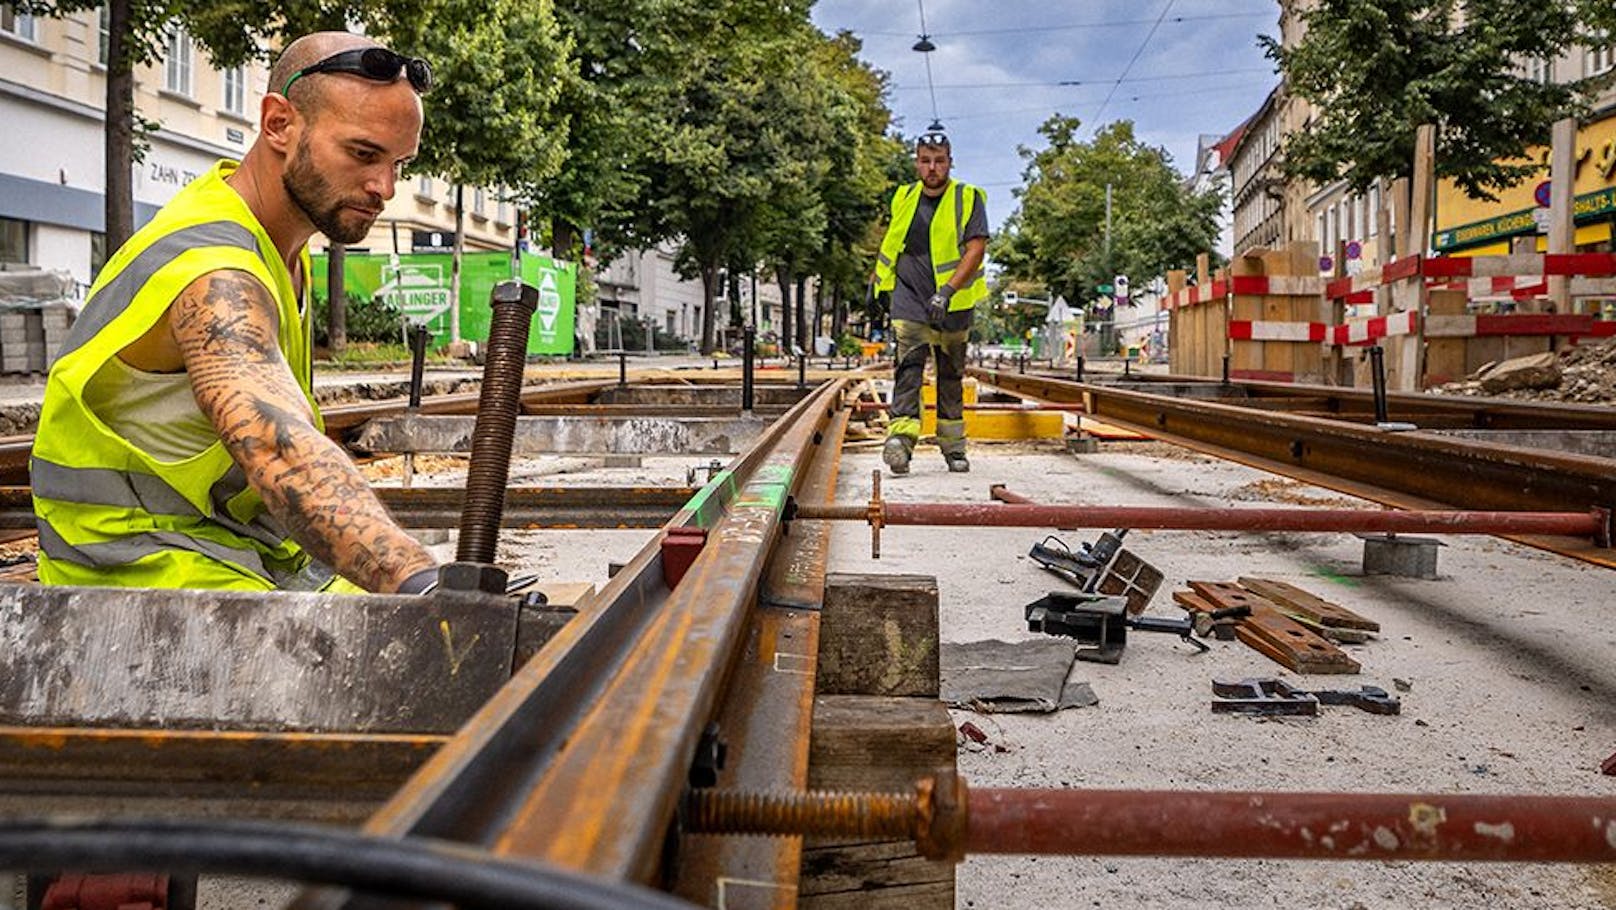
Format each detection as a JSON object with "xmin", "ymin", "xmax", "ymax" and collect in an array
[
  {"xmin": 858, "ymin": 11, "xmax": 1272, "ymax": 39},
  {"xmin": 1091, "ymin": 0, "xmax": 1177, "ymax": 128},
  {"xmin": 891, "ymin": 66, "xmax": 1273, "ymax": 92},
  {"xmin": 915, "ymin": 0, "xmax": 942, "ymax": 130}
]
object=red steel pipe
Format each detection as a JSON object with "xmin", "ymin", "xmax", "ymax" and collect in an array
[
  {"xmin": 968, "ymin": 788, "xmax": 1616, "ymax": 862},
  {"xmin": 797, "ymin": 501, "xmax": 1608, "ymax": 539}
]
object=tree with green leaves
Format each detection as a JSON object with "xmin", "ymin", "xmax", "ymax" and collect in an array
[
  {"xmin": 1265, "ymin": 0, "xmax": 1616, "ymax": 200},
  {"xmin": 994, "ymin": 117, "xmax": 1224, "ymax": 311},
  {"xmin": 389, "ymin": 0, "xmax": 572, "ymax": 342}
]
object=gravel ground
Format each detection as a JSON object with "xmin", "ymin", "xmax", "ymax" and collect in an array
[{"xmin": 825, "ymin": 439, "xmax": 1616, "ymax": 909}]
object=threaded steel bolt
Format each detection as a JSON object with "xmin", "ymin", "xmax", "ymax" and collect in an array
[
  {"xmin": 682, "ymin": 788, "xmax": 918, "ymax": 841},
  {"xmin": 456, "ymin": 280, "xmax": 538, "ymax": 568}
]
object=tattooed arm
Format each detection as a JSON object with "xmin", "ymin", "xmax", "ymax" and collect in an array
[{"xmin": 165, "ymin": 269, "xmax": 436, "ymax": 592}]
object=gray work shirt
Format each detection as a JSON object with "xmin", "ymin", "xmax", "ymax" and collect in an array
[{"xmin": 891, "ymin": 183, "xmax": 988, "ymax": 333}]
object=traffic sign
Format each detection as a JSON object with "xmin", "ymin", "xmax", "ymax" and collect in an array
[
  {"xmin": 1096, "ymin": 284, "xmax": 1113, "ymax": 294},
  {"xmin": 1533, "ymin": 180, "xmax": 1552, "ymax": 208},
  {"xmin": 1532, "ymin": 206, "xmax": 1552, "ymax": 234},
  {"xmin": 1113, "ymin": 275, "xmax": 1129, "ymax": 302},
  {"xmin": 1345, "ymin": 240, "xmax": 1362, "ymax": 260}
]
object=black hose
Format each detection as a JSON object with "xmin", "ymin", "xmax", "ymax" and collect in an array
[{"xmin": 0, "ymin": 818, "xmax": 696, "ymax": 910}]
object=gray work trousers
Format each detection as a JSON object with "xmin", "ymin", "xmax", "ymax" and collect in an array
[{"xmin": 886, "ymin": 318, "xmax": 969, "ymax": 456}]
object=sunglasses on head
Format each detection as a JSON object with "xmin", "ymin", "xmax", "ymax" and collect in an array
[
  {"xmin": 282, "ymin": 47, "xmax": 433, "ymax": 97},
  {"xmin": 916, "ymin": 132, "xmax": 951, "ymax": 150}
]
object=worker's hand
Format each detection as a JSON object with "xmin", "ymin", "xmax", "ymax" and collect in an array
[{"xmin": 926, "ymin": 284, "xmax": 956, "ymax": 324}]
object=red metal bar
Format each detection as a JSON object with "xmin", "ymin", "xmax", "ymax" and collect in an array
[
  {"xmin": 798, "ymin": 502, "xmax": 1608, "ymax": 539},
  {"xmin": 968, "ymin": 788, "xmax": 1616, "ymax": 862}
]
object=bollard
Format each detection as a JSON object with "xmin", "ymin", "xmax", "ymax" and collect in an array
[
  {"xmin": 1018, "ymin": 354, "xmax": 1026, "ymax": 374},
  {"xmin": 1369, "ymin": 345, "xmax": 1389, "ymax": 425},
  {"xmin": 798, "ymin": 351, "xmax": 806, "ymax": 389},
  {"xmin": 407, "ymin": 323, "xmax": 430, "ymax": 409},
  {"xmin": 1123, "ymin": 359, "xmax": 1131, "ymax": 378},
  {"xmin": 1076, "ymin": 356, "xmax": 1085, "ymax": 382},
  {"xmin": 1221, "ymin": 354, "xmax": 1231, "ymax": 387},
  {"xmin": 618, "ymin": 349, "xmax": 627, "ymax": 387},
  {"xmin": 451, "ymin": 280, "xmax": 538, "ymax": 589},
  {"xmin": 742, "ymin": 326, "xmax": 756, "ymax": 413}
]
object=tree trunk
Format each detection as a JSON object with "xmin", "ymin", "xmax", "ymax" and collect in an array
[
  {"xmin": 450, "ymin": 184, "xmax": 465, "ymax": 343},
  {"xmin": 699, "ymin": 262, "xmax": 719, "ymax": 355},
  {"xmin": 552, "ymin": 219, "xmax": 575, "ymax": 260},
  {"xmin": 104, "ymin": 0, "xmax": 135, "ymax": 250},
  {"xmin": 327, "ymin": 243, "xmax": 347, "ymax": 355},
  {"xmin": 776, "ymin": 265, "xmax": 792, "ymax": 354},
  {"xmin": 794, "ymin": 274, "xmax": 808, "ymax": 355}
]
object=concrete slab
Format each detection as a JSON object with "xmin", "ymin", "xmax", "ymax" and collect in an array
[{"xmin": 353, "ymin": 413, "xmax": 770, "ymax": 455}]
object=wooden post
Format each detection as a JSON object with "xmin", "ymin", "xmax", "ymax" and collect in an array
[
  {"xmin": 1229, "ymin": 252, "xmax": 1266, "ymax": 380},
  {"xmin": 816, "ymin": 574, "xmax": 938, "ymax": 698},
  {"xmin": 804, "ymin": 574, "xmax": 952, "ymax": 908},
  {"xmin": 1424, "ymin": 289, "xmax": 1468, "ymax": 386},
  {"xmin": 1167, "ymin": 270, "xmax": 1187, "ymax": 374},
  {"xmin": 1548, "ymin": 116, "xmax": 1578, "ymax": 313}
]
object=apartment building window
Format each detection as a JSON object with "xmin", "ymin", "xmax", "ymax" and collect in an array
[
  {"xmin": 496, "ymin": 199, "xmax": 509, "ymax": 224},
  {"xmin": 97, "ymin": 5, "xmax": 109, "ymax": 63},
  {"xmin": 222, "ymin": 65, "xmax": 246, "ymax": 116},
  {"xmin": 472, "ymin": 187, "xmax": 486, "ymax": 216},
  {"xmin": 1592, "ymin": 41, "xmax": 1615, "ymax": 76},
  {"xmin": 90, "ymin": 231, "xmax": 107, "ymax": 282},
  {"xmin": 1368, "ymin": 184, "xmax": 1381, "ymax": 237},
  {"xmin": 417, "ymin": 174, "xmax": 433, "ymax": 197},
  {"xmin": 1, "ymin": 6, "xmax": 36, "ymax": 41},
  {"xmin": 0, "ymin": 217, "xmax": 29, "ymax": 266},
  {"xmin": 1525, "ymin": 56, "xmax": 1553, "ymax": 83},
  {"xmin": 164, "ymin": 27, "xmax": 193, "ymax": 96}
]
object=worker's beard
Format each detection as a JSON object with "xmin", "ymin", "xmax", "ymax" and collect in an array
[{"xmin": 283, "ymin": 138, "xmax": 377, "ymax": 245}]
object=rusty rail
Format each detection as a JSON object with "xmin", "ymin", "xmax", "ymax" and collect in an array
[
  {"xmin": 970, "ymin": 368, "xmax": 1616, "ymax": 567},
  {"xmin": 295, "ymin": 378, "xmax": 853, "ymax": 908}
]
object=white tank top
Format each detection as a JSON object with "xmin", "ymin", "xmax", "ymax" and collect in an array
[{"xmin": 81, "ymin": 355, "xmax": 218, "ymax": 463}]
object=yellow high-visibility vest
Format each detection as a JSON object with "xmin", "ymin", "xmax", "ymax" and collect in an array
[
  {"xmin": 872, "ymin": 179, "xmax": 987, "ymax": 311},
  {"xmin": 32, "ymin": 159, "xmax": 325, "ymax": 590}
]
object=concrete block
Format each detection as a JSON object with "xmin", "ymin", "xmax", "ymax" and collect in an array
[{"xmin": 1359, "ymin": 534, "xmax": 1443, "ymax": 579}]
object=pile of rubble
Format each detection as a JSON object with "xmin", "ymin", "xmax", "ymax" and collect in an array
[{"xmin": 1429, "ymin": 337, "xmax": 1616, "ymax": 404}]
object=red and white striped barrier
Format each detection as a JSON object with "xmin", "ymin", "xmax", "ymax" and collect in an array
[
  {"xmin": 1327, "ymin": 253, "xmax": 1616, "ymax": 299},
  {"xmin": 1165, "ymin": 280, "xmax": 1228, "ymax": 311},
  {"xmin": 1227, "ymin": 310, "xmax": 1421, "ymax": 346},
  {"xmin": 1423, "ymin": 314, "xmax": 1616, "ymax": 339},
  {"xmin": 1329, "ymin": 310, "xmax": 1419, "ymax": 346}
]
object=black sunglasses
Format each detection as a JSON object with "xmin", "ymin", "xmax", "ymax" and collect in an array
[{"xmin": 282, "ymin": 47, "xmax": 433, "ymax": 97}]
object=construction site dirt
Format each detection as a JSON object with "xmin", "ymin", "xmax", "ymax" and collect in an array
[{"xmin": 367, "ymin": 430, "xmax": 1616, "ymax": 909}]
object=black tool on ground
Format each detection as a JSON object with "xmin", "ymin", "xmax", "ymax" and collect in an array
[
  {"xmin": 1025, "ymin": 591, "xmax": 1208, "ymax": 664},
  {"xmin": 1211, "ymin": 677, "xmax": 1401, "ymax": 716},
  {"xmin": 1191, "ymin": 605, "xmax": 1252, "ymax": 639},
  {"xmin": 1028, "ymin": 529, "xmax": 1164, "ymax": 614}
]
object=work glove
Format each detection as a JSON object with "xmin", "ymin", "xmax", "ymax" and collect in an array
[{"xmin": 926, "ymin": 284, "xmax": 956, "ymax": 325}]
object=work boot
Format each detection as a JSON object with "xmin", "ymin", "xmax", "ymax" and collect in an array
[
  {"xmin": 945, "ymin": 452, "xmax": 970, "ymax": 473},
  {"xmin": 882, "ymin": 437, "xmax": 912, "ymax": 475}
]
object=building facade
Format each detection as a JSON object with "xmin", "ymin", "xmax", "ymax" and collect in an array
[
  {"xmin": 1228, "ymin": 87, "xmax": 1285, "ymax": 255},
  {"xmin": 0, "ymin": 6, "xmax": 510, "ymax": 289}
]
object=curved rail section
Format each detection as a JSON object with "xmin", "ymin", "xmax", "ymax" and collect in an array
[
  {"xmin": 970, "ymin": 368, "xmax": 1616, "ymax": 567},
  {"xmin": 295, "ymin": 377, "xmax": 853, "ymax": 908}
]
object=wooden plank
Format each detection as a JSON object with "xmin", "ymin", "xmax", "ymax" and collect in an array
[
  {"xmin": 1188, "ymin": 582, "xmax": 1360, "ymax": 674},
  {"xmin": 1236, "ymin": 577, "xmax": 1380, "ymax": 632},
  {"xmin": 802, "ymin": 695, "xmax": 954, "ymax": 910},
  {"xmin": 0, "ymin": 584, "xmax": 517, "ymax": 733},
  {"xmin": 817, "ymin": 574, "xmax": 939, "ymax": 698},
  {"xmin": 1425, "ymin": 289, "xmax": 1468, "ymax": 386}
]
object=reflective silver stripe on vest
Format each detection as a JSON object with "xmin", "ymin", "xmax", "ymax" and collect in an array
[
  {"xmin": 877, "ymin": 252, "xmax": 893, "ymax": 267},
  {"xmin": 32, "ymin": 457, "xmax": 290, "ymax": 550},
  {"xmin": 36, "ymin": 516, "xmax": 272, "ymax": 581},
  {"xmin": 31, "ymin": 458, "xmax": 195, "ymax": 516},
  {"xmin": 954, "ymin": 183, "xmax": 966, "ymax": 251},
  {"xmin": 57, "ymin": 221, "xmax": 262, "ymax": 360},
  {"xmin": 934, "ymin": 258, "xmax": 960, "ymax": 273}
]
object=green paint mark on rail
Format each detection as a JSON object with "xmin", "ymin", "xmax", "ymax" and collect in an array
[
  {"xmin": 734, "ymin": 464, "xmax": 794, "ymax": 512},
  {"xmin": 681, "ymin": 470, "xmax": 738, "ymax": 529}
]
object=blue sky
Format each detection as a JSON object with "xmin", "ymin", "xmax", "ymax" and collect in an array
[{"xmin": 809, "ymin": 0, "xmax": 1283, "ymax": 232}]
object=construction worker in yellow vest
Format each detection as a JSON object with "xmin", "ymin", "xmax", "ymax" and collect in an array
[
  {"xmin": 32, "ymin": 32, "xmax": 439, "ymax": 594},
  {"xmin": 871, "ymin": 130, "xmax": 988, "ymax": 475}
]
